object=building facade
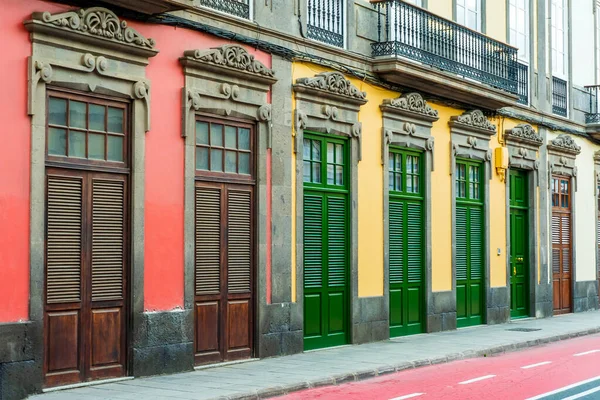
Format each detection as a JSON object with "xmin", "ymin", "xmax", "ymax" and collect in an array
[{"xmin": 1, "ymin": 0, "xmax": 599, "ymax": 398}]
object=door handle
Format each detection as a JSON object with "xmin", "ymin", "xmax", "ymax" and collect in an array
[{"xmin": 513, "ymin": 266, "xmax": 516, "ymax": 276}]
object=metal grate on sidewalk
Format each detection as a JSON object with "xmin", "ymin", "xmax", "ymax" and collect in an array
[{"xmin": 506, "ymin": 328, "xmax": 542, "ymax": 332}]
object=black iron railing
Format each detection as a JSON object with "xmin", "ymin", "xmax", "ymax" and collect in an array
[
  {"xmin": 370, "ymin": 0, "xmax": 518, "ymax": 96},
  {"xmin": 552, "ymin": 77, "xmax": 568, "ymax": 117},
  {"xmin": 516, "ymin": 62, "xmax": 529, "ymax": 105},
  {"xmin": 585, "ymin": 85, "xmax": 600, "ymax": 124},
  {"xmin": 199, "ymin": 0, "xmax": 250, "ymax": 19},
  {"xmin": 307, "ymin": 0, "xmax": 345, "ymax": 47}
]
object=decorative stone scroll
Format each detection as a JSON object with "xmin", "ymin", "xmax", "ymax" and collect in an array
[
  {"xmin": 183, "ymin": 45, "xmax": 275, "ymax": 81},
  {"xmin": 449, "ymin": 110, "xmax": 497, "ymax": 179},
  {"xmin": 380, "ymin": 92, "xmax": 439, "ymax": 167},
  {"xmin": 504, "ymin": 124, "xmax": 543, "ymax": 177},
  {"xmin": 594, "ymin": 151, "xmax": 600, "ymax": 194},
  {"xmin": 27, "ymin": 7, "xmax": 157, "ymax": 55},
  {"xmin": 293, "ymin": 71, "xmax": 367, "ymax": 160},
  {"xmin": 547, "ymin": 134, "xmax": 580, "ymax": 189}
]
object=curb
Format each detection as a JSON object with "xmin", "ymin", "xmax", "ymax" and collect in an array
[{"xmin": 217, "ymin": 326, "xmax": 600, "ymax": 400}]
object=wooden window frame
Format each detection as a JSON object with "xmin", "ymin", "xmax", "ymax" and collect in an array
[
  {"xmin": 302, "ymin": 132, "xmax": 349, "ymax": 194},
  {"xmin": 194, "ymin": 114, "xmax": 256, "ymax": 185},
  {"xmin": 45, "ymin": 88, "xmax": 130, "ymax": 173}
]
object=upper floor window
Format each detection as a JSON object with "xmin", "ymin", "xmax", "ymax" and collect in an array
[
  {"xmin": 195, "ymin": 119, "xmax": 253, "ymax": 178},
  {"xmin": 456, "ymin": 0, "xmax": 482, "ymax": 32},
  {"xmin": 307, "ymin": 0, "xmax": 345, "ymax": 48},
  {"xmin": 551, "ymin": 0, "xmax": 567, "ymax": 79},
  {"xmin": 596, "ymin": 1, "xmax": 600, "ymax": 83},
  {"xmin": 456, "ymin": 161, "xmax": 481, "ymax": 200},
  {"xmin": 199, "ymin": 0, "xmax": 251, "ymax": 20},
  {"xmin": 509, "ymin": 0, "xmax": 530, "ymax": 62},
  {"xmin": 303, "ymin": 135, "xmax": 347, "ymax": 187},
  {"xmin": 389, "ymin": 150, "xmax": 421, "ymax": 195},
  {"xmin": 47, "ymin": 92, "xmax": 128, "ymax": 166},
  {"xmin": 552, "ymin": 177, "xmax": 570, "ymax": 209}
]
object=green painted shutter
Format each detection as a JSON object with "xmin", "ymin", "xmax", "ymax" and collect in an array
[
  {"xmin": 456, "ymin": 206, "xmax": 468, "ymax": 281},
  {"xmin": 407, "ymin": 202, "xmax": 423, "ymax": 283},
  {"xmin": 327, "ymin": 196, "xmax": 347, "ymax": 287},
  {"xmin": 469, "ymin": 207, "xmax": 483, "ymax": 280},
  {"xmin": 389, "ymin": 201, "xmax": 404, "ymax": 285},
  {"xmin": 304, "ymin": 194, "xmax": 324, "ymax": 289}
]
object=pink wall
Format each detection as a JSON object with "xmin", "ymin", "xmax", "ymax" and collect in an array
[
  {"xmin": 0, "ymin": 0, "xmax": 66, "ymax": 323},
  {"xmin": 0, "ymin": 0, "xmax": 272, "ymax": 319}
]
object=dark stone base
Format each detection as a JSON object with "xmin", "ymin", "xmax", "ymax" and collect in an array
[
  {"xmin": 487, "ymin": 287, "xmax": 510, "ymax": 325},
  {"xmin": 427, "ymin": 291, "xmax": 456, "ymax": 332},
  {"xmin": 258, "ymin": 302, "xmax": 303, "ymax": 358},
  {"xmin": 132, "ymin": 342, "xmax": 193, "ymax": 377},
  {"xmin": 535, "ymin": 283, "xmax": 553, "ymax": 318},
  {"xmin": 352, "ymin": 297, "xmax": 388, "ymax": 344},
  {"xmin": 131, "ymin": 310, "xmax": 194, "ymax": 377},
  {"xmin": 0, "ymin": 360, "xmax": 41, "ymax": 400},
  {"xmin": 574, "ymin": 281, "xmax": 599, "ymax": 313},
  {"xmin": 0, "ymin": 322, "xmax": 41, "ymax": 400}
]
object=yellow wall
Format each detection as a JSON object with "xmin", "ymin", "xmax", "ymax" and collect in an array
[
  {"xmin": 289, "ymin": 63, "xmax": 540, "ymax": 298},
  {"xmin": 430, "ymin": 106, "xmax": 454, "ymax": 291},
  {"xmin": 485, "ymin": 0, "xmax": 507, "ymax": 42}
]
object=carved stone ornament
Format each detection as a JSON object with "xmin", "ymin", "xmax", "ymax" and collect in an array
[
  {"xmin": 547, "ymin": 134, "xmax": 581, "ymax": 155},
  {"xmin": 184, "ymin": 45, "xmax": 274, "ymax": 78},
  {"xmin": 385, "ymin": 92, "xmax": 438, "ymax": 118},
  {"xmin": 504, "ymin": 124, "xmax": 543, "ymax": 146},
  {"xmin": 451, "ymin": 110, "xmax": 496, "ymax": 133},
  {"xmin": 295, "ymin": 72, "xmax": 367, "ymax": 101},
  {"xmin": 257, "ymin": 104, "xmax": 272, "ymax": 122},
  {"xmin": 595, "ymin": 150, "xmax": 600, "ymax": 163},
  {"xmin": 31, "ymin": 7, "xmax": 155, "ymax": 49}
]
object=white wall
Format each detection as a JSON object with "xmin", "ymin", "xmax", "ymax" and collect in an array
[
  {"xmin": 574, "ymin": 136, "xmax": 599, "ymax": 282},
  {"xmin": 570, "ymin": 0, "xmax": 596, "ymax": 86}
]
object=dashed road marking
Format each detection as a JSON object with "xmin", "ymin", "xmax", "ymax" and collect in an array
[
  {"xmin": 389, "ymin": 393, "xmax": 424, "ymax": 400},
  {"xmin": 521, "ymin": 361, "xmax": 552, "ymax": 369},
  {"xmin": 561, "ymin": 386, "xmax": 600, "ymax": 400},
  {"xmin": 526, "ymin": 376, "xmax": 600, "ymax": 400},
  {"xmin": 573, "ymin": 350, "xmax": 600, "ymax": 357},
  {"xmin": 458, "ymin": 375, "xmax": 496, "ymax": 385}
]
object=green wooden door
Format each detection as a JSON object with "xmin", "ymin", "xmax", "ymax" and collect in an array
[
  {"xmin": 509, "ymin": 170, "xmax": 529, "ymax": 319},
  {"xmin": 455, "ymin": 160, "xmax": 485, "ymax": 328},
  {"xmin": 303, "ymin": 133, "xmax": 349, "ymax": 350},
  {"xmin": 388, "ymin": 149, "xmax": 425, "ymax": 337}
]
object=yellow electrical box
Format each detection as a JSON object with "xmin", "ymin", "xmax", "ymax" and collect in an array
[{"xmin": 495, "ymin": 147, "xmax": 509, "ymax": 169}]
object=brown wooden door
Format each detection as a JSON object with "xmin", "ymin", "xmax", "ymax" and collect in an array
[
  {"xmin": 551, "ymin": 176, "xmax": 572, "ymax": 315},
  {"xmin": 193, "ymin": 118, "xmax": 255, "ymax": 365},
  {"xmin": 597, "ymin": 182, "xmax": 600, "ymax": 306},
  {"xmin": 44, "ymin": 169, "xmax": 128, "ymax": 386}
]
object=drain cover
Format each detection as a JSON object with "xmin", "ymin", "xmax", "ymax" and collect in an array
[{"xmin": 506, "ymin": 328, "xmax": 541, "ymax": 332}]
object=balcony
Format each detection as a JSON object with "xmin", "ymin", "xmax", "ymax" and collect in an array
[
  {"xmin": 584, "ymin": 85, "xmax": 600, "ymax": 138},
  {"xmin": 370, "ymin": 0, "xmax": 520, "ymax": 109},
  {"xmin": 199, "ymin": 0, "xmax": 250, "ymax": 19},
  {"xmin": 552, "ymin": 77, "xmax": 568, "ymax": 117},
  {"xmin": 307, "ymin": 0, "xmax": 345, "ymax": 47}
]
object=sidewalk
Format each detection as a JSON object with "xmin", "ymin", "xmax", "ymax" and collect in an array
[{"xmin": 32, "ymin": 311, "xmax": 600, "ymax": 400}]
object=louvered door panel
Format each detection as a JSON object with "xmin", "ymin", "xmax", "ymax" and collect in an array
[
  {"xmin": 91, "ymin": 179, "xmax": 125, "ymax": 301},
  {"xmin": 406, "ymin": 202, "xmax": 423, "ymax": 283},
  {"xmin": 304, "ymin": 194, "xmax": 324, "ymax": 289},
  {"xmin": 227, "ymin": 190, "xmax": 252, "ymax": 293},
  {"xmin": 456, "ymin": 206, "xmax": 468, "ymax": 281},
  {"xmin": 469, "ymin": 207, "xmax": 483, "ymax": 280},
  {"xmin": 389, "ymin": 201, "xmax": 404, "ymax": 285},
  {"xmin": 195, "ymin": 187, "xmax": 221, "ymax": 295},
  {"xmin": 47, "ymin": 175, "xmax": 83, "ymax": 304},
  {"xmin": 552, "ymin": 214, "xmax": 560, "ymax": 244},
  {"xmin": 327, "ymin": 196, "xmax": 347, "ymax": 287}
]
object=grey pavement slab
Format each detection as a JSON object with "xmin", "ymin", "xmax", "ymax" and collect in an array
[{"xmin": 30, "ymin": 311, "xmax": 600, "ymax": 400}]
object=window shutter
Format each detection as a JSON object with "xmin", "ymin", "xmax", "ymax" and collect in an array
[
  {"xmin": 327, "ymin": 196, "xmax": 347, "ymax": 287},
  {"xmin": 469, "ymin": 207, "xmax": 483, "ymax": 280},
  {"xmin": 407, "ymin": 202, "xmax": 423, "ymax": 283},
  {"xmin": 456, "ymin": 206, "xmax": 468, "ymax": 281},
  {"xmin": 91, "ymin": 179, "xmax": 125, "ymax": 301},
  {"xmin": 195, "ymin": 187, "xmax": 221, "ymax": 295},
  {"xmin": 46, "ymin": 175, "xmax": 83, "ymax": 303},
  {"xmin": 552, "ymin": 213, "xmax": 561, "ymax": 274},
  {"xmin": 597, "ymin": 216, "xmax": 600, "ymax": 275},
  {"xmin": 227, "ymin": 189, "xmax": 251, "ymax": 293},
  {"xmin": 304, "ymin": 194, "xmax": 323, "ymax": 289},
  {"xmin": 389, "ymin": 200, "xmax": 404, "ymax": 285}
]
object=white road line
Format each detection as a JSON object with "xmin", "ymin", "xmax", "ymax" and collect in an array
[
  {"xmin": 458, "ymin": 375, "xmax": 496, "ymax": 385},
  {"xmin": 561, "ymin": 386, "xmax": 600, "ymax": 400},
  {"xmin": 526, "ymin": 376, "xmax": 600, "ymax": 400},
  {"xmin": 389, "ymin": 393, "xmax": 424, "ymax": 400},
  {"xmin": 574, "ymin": 350, "xmax": 600, "ymax": 357},
  {"xmin": 521, "ymin": 361, "xmax": 552, "ymax": 369}
]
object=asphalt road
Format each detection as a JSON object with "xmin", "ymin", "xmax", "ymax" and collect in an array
[{"xmin": 278, "ymin": 333, "xmax": 600, "ymax": 400}]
